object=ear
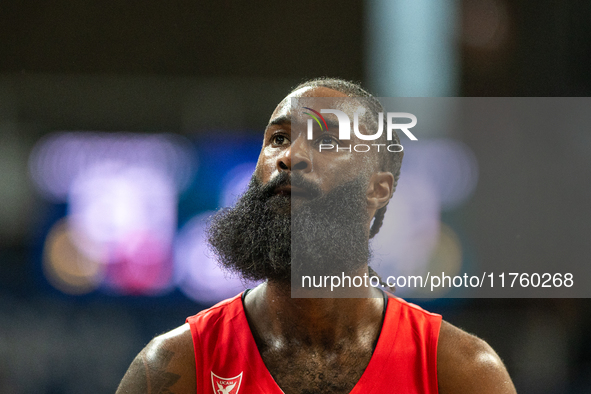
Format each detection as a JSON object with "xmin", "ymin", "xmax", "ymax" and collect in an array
[{"xmin": 366, "ymin": 171, "xmax": 394, "ymax": 210}]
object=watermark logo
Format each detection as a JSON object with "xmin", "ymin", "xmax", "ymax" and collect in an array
[
  {"xmin": 304, "ymin": 108, "xmax": 417, "ymax": 153},
  {"xmin": 303, "ymin": 107, "xmax": 329, "ymax": 132}
]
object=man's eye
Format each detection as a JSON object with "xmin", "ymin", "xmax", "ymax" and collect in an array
[
  {"xmin": 272, "ymin": 135, "xmax": 289, "ymax": 146},
  {"xmin": 318, "ymin": 135, "xmax": 338, "ymax": 145}
]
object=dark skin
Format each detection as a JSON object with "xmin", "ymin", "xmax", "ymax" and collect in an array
[{"xmin": 116, "ymin": 87, "xmax": 517, "ymax": 394}]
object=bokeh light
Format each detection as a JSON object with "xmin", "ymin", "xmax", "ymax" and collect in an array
[
  {"xmin": 29, "ymin": 132, "xmax": 196, "ymax": 202},
  {"xmin": 371, "ymin": 171, "xmax": 441, "ymax": 280},
  {"xmin": 43, "ymin": 219, "xmax": 104, "ymax": 295},
  {"xmin": 219, "ymin": 162, "xmax": 256, "ymax": 207},
  {"xmin": 403, "ymin": 138, "xmax": 479, "ymax": 210},
  {"xmin": 415, "ymin": 223, "xmax": 464, "ymax": 297},
  {"xmin": 30, "ymin": 132, "xmax": 196, "ymax": 296},
  {"xmin": 371, "ymin": 138, "xmax": 478, "ymax": 296},
  {"xmin": 174, "ymin": 212, "xmax": 253, "ymax": 304}
]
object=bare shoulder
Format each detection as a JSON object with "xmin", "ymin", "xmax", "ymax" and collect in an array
[
  {"xmin": 437, "ymin": 320, "xmax": 516, "ymax": 394},
  {"xmin": 116, "ymin": 323, "xmax": 196, "ymax": 394}
]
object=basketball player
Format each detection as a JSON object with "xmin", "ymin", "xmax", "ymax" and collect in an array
[{"xmin": 116, "ymin": 79, "xmax": 517, "ymax": 393}]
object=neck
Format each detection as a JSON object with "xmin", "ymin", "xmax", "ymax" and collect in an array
[{"xmin": 243, "ymin": 275, "xmax": 385, "ymax": 350}]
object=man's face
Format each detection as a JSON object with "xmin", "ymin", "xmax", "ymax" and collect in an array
[
  {"xmin": 255, "ymin": 86, "xmax": 376, "ymax": 212},
  {"xmin": 206, "ymin": 87, "xmax": 389, "ymax": 284}
]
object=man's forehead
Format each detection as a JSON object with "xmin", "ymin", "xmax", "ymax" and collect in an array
[{"xmin": 268, "ymin": 86, "xmax": 361, "ymax": 125}]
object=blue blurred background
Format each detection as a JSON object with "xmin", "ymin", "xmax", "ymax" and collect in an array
[{"xmin": 1, "ymin": 0, "xmax": 591, "ymax": 392}]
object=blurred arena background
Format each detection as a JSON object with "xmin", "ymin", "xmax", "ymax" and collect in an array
[{"xmin": 1, "ymin": 0, "xmax": 591, "ymax": 392}]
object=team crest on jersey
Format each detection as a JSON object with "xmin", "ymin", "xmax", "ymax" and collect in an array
[{"xmin": 211, "ymin": 371, "xmax": 243, "ymax": 394}]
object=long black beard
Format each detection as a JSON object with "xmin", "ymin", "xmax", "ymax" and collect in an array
[{"xmin": 206, "ymin": 172, "xmax": 371, "ymax": 284}]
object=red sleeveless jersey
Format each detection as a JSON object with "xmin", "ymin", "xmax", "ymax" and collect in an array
[{"xmin": 186, "ymin": 292, "xmax": 441, "ymax": 394}]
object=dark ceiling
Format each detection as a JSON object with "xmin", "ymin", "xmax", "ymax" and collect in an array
[{"xmin": 0, "ymin": 0, "xmax": 364, "ymax": 79}]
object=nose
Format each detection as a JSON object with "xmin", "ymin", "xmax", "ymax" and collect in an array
[{"xmin": 276, "ymin": 136, "xmax": 311, "ymax": 172}]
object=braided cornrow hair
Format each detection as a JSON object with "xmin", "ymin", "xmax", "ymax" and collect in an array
[{"xmin": 290, "ymin": 77, "xmax": 403, "ymax": 292}]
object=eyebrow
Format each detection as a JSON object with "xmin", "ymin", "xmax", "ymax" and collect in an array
[
  {"xmin": 323, "ymin": 119, "xmax": 340, "ymax": 130},
  {"xmin": 267, "ymin": 114, "xmax": 340, "ymax": 131},
  {"xmin": 268, "ymin": 114, "xmax": 292, "ymax": 127}
]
